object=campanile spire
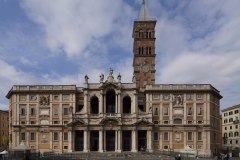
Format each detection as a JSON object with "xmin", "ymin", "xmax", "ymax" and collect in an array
[{"xmin": 139, "ymin": 0, "xmax": 149, "ymax": 21}]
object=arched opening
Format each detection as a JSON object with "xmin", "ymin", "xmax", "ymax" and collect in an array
[
  {"xmin": 174, "ymin": 118, "xmax": 182, "ymax": 124},
  {"xmin": 106, "ymin": 90, "xmax": 115, "ymax": 113},
  {"xmin": 90, "ymin": 96, "xmax": 99, "ymax": 114},
  {"xmin": 123, "ymin": 96, "xmax": 131, "ymax": 114}
]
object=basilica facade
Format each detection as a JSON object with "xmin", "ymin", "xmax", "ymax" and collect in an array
[{"xmin": 7, "ymin": 0, "xmax": 222, "ymax": 156}]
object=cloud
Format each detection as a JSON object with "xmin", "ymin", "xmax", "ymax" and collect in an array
[{"xmin": 20, "ymin": 0, "xmax": 135, "ymax": 57}]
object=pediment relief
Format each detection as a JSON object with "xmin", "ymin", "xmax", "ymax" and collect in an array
[
  {"xmin": 100, "ymin": 117, "xmax": 121, "ymax": 125},
  {"xmin": 99, "ymin": 83, "xmax": 121, "ymax": 91}
]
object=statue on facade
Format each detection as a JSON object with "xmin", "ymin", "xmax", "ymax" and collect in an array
[
  {"xmin": 99, "ymin": 73, "xmax": 104, "ymax": 83},
  {"xmin": 173, "ymin": 95, "xmax": 183, "ymax": 106},
  {"xmin": 107, "ymin": 67, "xmax": 114, "ymax": 83},
  {"xmin": 84, "ymin": 74, "xmax": 89, "ymax": 83},
  {"xmin": 132, "ymin": 73, "xmax": 136, "ymax": 83},
  {"xmin": 117, "ymin": 73, "xmax": 121, "ymax": 82}
]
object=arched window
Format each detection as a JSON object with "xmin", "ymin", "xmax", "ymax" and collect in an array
[
  {"xmin": 123, "ymin": 96, "xmax": 131, "ymax": 114},
  {"xmin": 174, "ymin": 119, "xmax": 182, "ymax": 124},
  {"xmin": 229, "ymin": 118, "xmax": 233, "ymax": 122},
  {"xmin": 234, "ymin": 132, "xmax": 239, "ymax": 137},
  {"xmin": 229, "ymin": 132, "xmax": 233, "ymax": 137},
  {"xmin": 106, "ymin": 90, "xmax": 115, "ymax": 113},
  {"xmin": 90, "ymin": 96, "xmax": 99, "ymax": 114}
]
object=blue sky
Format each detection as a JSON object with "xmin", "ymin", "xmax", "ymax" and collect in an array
[{"xmin": 0, "ymin": 0, "xmax": 240, "ymax": 110}]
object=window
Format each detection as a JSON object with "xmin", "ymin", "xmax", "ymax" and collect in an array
[
  {"xmin": 187, "ymin": 121, "xmax": 193, "ymax": 124},
  {"xmin": 153, "ymin": 121, "xmax": 159, "ymax": 124},
  {"xmin": 187, "ymin": 132, "xmax": 192, "ymax": 141},
  {"xmin": 20, "ymin": 108, "xmax": 26, "ymax": 115},
  {"xmin": 53, "ymin": 95, "xmax": 59, "ymax": 101},
  {"xmin": 196, "ymin": 94, "xmax": 203, "ymax": 100},
  {"xmin": 123, "ymin": 96, "xmax": 131, "ymax": 114},
  {"xmin": 63, "ymin": 108, "xmax": 69, "ymax": 115},
  {"xmin": 223, "ymin": 133, "xmax": 227, "ymax": 138},
  {"xmin": 164, "ymin": 146, "xmax": 168, "ymax": 149},
  {"xmin": 30, "ymin": 108, "xmax": 35, "ymax": 115},
  {"xmin": 230, "ymin": 126, "xmax": 232, "ymax": 130},
  {"xmin": 62, "ymin": 94, "xmax": 70, "ymax": 101},
  {"xmin": 64, "ymin": 121, "xmax": 68, "ymax": 124},
  {"xmin": 154, "ymin": 107, "xmax": 158, "ymax": 116},
  {"xmin": 163, "ymin": 94, "xmax": 170, "ymax": 100},
  {"xmin": 138, "ymin": 47, "xmax": 144, "ymax": 55},
  {"xmin": 154, "ymin": 132, "xmax": 158, "ymax": 141},
  {"xmin": 146, "ymin": 47, "xmax": 151, "ymax": 55},
  {"xmin": 236, "ymin": 140, "xmax": 239, "ymax": 144},
  {"xmin": 224, "ymin": 119, "xmax": 228, "ymax": 123},
  {"xmin": 64, "ymin": 132, "xmax": 68, "ymax": 141},
  {"xmin": 229, "ymin": 111, "xmax": 233, "ymax": 115},
  {"xmin": 225, "ymin": 127, "xmax": 227, "ymax": 130},
  {"xmin": 53, "ymin": 108, "xmax": 59, "ymax": 115},
  {"xmin": 197, "ymin": 132, "xmax": 202, "ymax": 141},
  {"xmin": 30, "ymin": 132, "xmax": 35, "ymax": 141},
  {"xmin": 174, "ymin": 119, "xmax": 182, "ymax": 124},
  {"xmin": 164, "ymin": 121, "xmax": 169, "ymax": 124},
  {"xmin": 19, "ymin": 95, "xmax": 27, "ymax": 101},
  {"xmin": 188, "ymin": 107, "xmax": 192, "ymax": 115},
  {"xmin": 53, "ymin": 121, "xmax": 59, "ymax": 124},
  {"xmin": 29, "ymin": 95, "xmax": 37, "ymax": 101},
  {"xmin": 230, "ymin": 140, "xmax": 232, "ymax": 144},
  {"xmin": 146, "ymin": 31, "xmax": 151, "ymax": 38},
  {"xmin": 186, "ymin": 94, "xmax": 192, "ymax": 100},
  {"xmin": 229, "ymin": 132, "xmax": 233, "ymax": 137},
  {"xmin": 236, "ymin": 125, "xmax": 238, "ymax": 129},
  {"xmin": 235, "ymin": 110, "xmax": 239, "ymax": 114},
  {"xmin": 229, "ymin": 118, "xmax": 233, "ymax": 122},
  {"xmin": 234, "ymin": 132, "xmax": 239, "ymax": 137},
  {"xmin": 197, "ymin": 107, "xmax": 203, "ymax": 115},
  {"xmin": 21, "ymin": 132, "xmax": 26, "ymax": 141},
  {"xmin": 30, "ymin": 121, "xmax": 35, "ymax": 124},
  {"xmin": 53, "ymin": 132, "xmax": 58, "ymax": 141},
  {"xmin": 164, "ymin": 132, "xmax": 169, "ymax": 141},
  {"xmin": 224, "ymin": 113, "xmax": 228, "ymax": 117},
  {"xmin": 21, "ymin": 121, "xmax": 25, "ymax": 124},
  {"xmin": 163, "ymin": 107, "xmax": 169, "ymax": 115},
  {"xmin": 64, "ymin": 146, "xmax": 68, "ymax": 149}
]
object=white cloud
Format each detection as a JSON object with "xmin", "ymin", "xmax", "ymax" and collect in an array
[{"xmin": 21, "ymin": 0, "xmax": 135, "ymax": 57}]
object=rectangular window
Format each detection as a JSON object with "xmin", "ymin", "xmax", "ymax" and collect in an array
[
  {"xmin": 163, "ymin": 94, "xmax": 170, "ymax": 100},
  {"xmin": 186, "ymin": 94, "xmax": 192, "ymax": 100},
  {"xmin": 64, "ymin": 132, "xmax": 68, "ymax": 141},
  {"xmin": 188, "ymin": 107, "xmax": 192, "ymax": 115},
  {"xmin": 153, "ymin": 121, "xmax": 159, "ymax": 124},
  {"xmin": 63, "ymin": 108, "xmax": 69, "ymax": 115},
  {"xmin": 62, "ymin": 94, "xmax": 70, "ymax": 101},
  {"xmin": 235, "ymin": 110, "xmax": 239, "ymax": 114},
  {"xmin": 30, "ymin": 108, "xmax": 35, "ymax": 115},
  {"xmin": 197, "ymin": 107, "xmax": 203, "ymax": 115},
  {"xmin": 188, "ymin": 132, "xmax": 192, "ymax": 141},
  {"xmin": 236, "ymin": 125, "xmax": 238, "ymax": 129},
  {"xmin": 197, "ymin": 132, "xmax": 202, "ymax": 141},
  {"xmin": 146, "ymin": 47, "xmax": 151, "ymax": 55},
  {"xmin": 53, "ymin": 95, "xmax": 59, "ymax": 101},
  {"xmin": 164, "ymin": 132, "xmax": 169, "ymax": 141},
  {"xmin": 19, "ymin": 95, "xmax": 27, "ymax": 101},
  {"xmin": 163, "ymin": 107, "xmax": 169, "ymax": 115},
  {"xmin": 138, "ymin": 47, "xmax": 144, "ymax": 55},
  {"xmin": 53, "ymin": 121, "xmax": 59, "ymax": 124},
  {"xmin": 154, "ymin": 107, "xmax": 159, "ymax": 115},
  {"xmin": 196, "ymin": 94, "xmax": 203, "ymax": 100},
  {"xmin": 29, "ymin": 95, "xmax": 37, "ymax": 101},
  {"xmin": 30, "ymin": 121, "xmax": 35, "ymax": 124},
  {"xmin": 229, "ymin": 111, "xmax": 233, "ymax": 115},
  {"xmin": 30, "ymin": 132, "xmax": 35, "ymax": 141},
  {"xmin": 21, "ymin": 132, "xmax": 26, "ymax": 141},
  {"xmin": 230, "ymin": 126, "xmax": 232, "ymax": 130},
  {"xmin": 154, "ymin": 132, "xmax": 158, "ymax": 141},
  {"xmin": 164, "ymin": 121, "xmax": 169, "ymax": 124},
  {"xmin": 53, "ymin": 132, "xmax": 58, "ymax": 141},
  {"xmin": 20, "ymin": 108, "xmax": 26, "ymax": 115},
  {"xmin": 53, "ymin": 108, "xmax": 59, "ymax": 115}
]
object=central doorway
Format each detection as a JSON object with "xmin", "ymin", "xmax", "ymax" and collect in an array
[
  {"xmin": 122, "ymin": 131, "xmax": 131, "ymax": 151},
  {"xmin": 138, "ymin": 130, "xmax": 147, "ymax": 151},
  {"xmin": 75, "ymin": 131, "xmax": 83, "ymax": 151},
  {"xmin": 106, "ymin": 131, "xmax": 115, "ymax": 151},
  {"xmin": 90, "ymin": 131, "xmax": 99, "ymax": 151}
]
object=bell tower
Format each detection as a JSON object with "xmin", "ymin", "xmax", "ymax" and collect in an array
[{"xmin": 133, "ymin": 0, "xmax": 156, "ymax": 89}]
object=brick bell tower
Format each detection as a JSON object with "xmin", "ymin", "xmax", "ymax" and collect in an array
[{"xmin": 133, "ymin": 0, "xmax": 156, "ymax": 89}]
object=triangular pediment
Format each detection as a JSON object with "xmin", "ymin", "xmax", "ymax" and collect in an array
[
  {"xmin": 99, "ymin": 82, "xmax": 120, "ymax": 90},
  {"xmin": 134, "ymin": 118, "xmax": 153, "ymax": 126},
  {"xmin": 67, "ymin": 119, "xmax": 87, "ymax": 126},
  {"xmin": 99, "ymin": 117, "xmax": 121, "ymax": 125}
]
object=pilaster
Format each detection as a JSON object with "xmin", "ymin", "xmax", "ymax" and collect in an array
[{"xmin": 131, "ymin": 129, "xmax": 137, "ymax": 152}]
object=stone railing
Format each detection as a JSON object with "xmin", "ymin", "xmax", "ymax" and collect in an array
[{"xmin": 11, "ymin": 85, "xmax": 76, "ymax": 91}]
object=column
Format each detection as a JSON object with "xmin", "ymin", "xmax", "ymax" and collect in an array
[
  {"xmin": 103, "ymin": 131, "xmax": 106, "ymax": 151},
  {"xmin": 103, "ymin": 95, "xmax": 106, "ymax": 113},
  {"xmin": 99, "ymin": 130, "xmax": 103, "ymax": 152},
  {"xmin": 50, "ymin": 132, "xmax": 53, "ymax": 151},
  {"xmin": 36, "ymin": 132, "xmax": 39, "ymax": 151},
  {"xmin": 26, "ymin": 132, "xmax": 29, "ymax": 147},
  {"xmin": 68, "ymin": 131, "xmax": 72, "ymax": 152},
  {"xmin": 83, "ymin": 130, "xmax": 89, "ymax": 152},
  {"xmin": 115, "ymin": 130, "xmax": 118, "ymax": 151},
  {"xmin": 115, "ymin": 94, "xmax": 118, "ymax": 113},
  {"xmin": 194, "ymin": 98, "xmax": 197, "ymax": 124},
  {"xmin": 84, "ymin": 93, "xmax": 88, "ymax": 114},
  {"xmin": 147, "ymin": 130, "xmax": 153, "ymax": 152},
  {"xmin": 117, "ymin": 130, "xmax": 122, "ymax": 152},
  {"xmin": 99, "ymin": 93, "xmax": 103, "ymax": 114},
  {"xmin": 194, "ymin": 132, "xmax": 197, "ymax": 150},
  {"xmin": 170, "ymin": 131, "xmax": 172, "ymax": 149},
  {"xmin": 131, "ymin": 129, "xmax": 137, "ymax": 152},
  {"xmin": 59, "ymin": 132, "xmax": 62, "ymax": 151},
  {"xmin": 184, "ymin": 132, "xmax": 186, "ymax": 148},
  {"xmin": 118, "ymin": 94, "xmax": 121, "ymax": 114}
]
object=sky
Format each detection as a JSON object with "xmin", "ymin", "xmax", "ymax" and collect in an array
[{"xmin": 0, "ymin": 0, "xmax": 240, "ymax": 110}]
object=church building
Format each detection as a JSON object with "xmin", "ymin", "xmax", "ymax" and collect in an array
[{"xmin": 6, "ymin": 0, "xmax": 222, "ymax": 156}]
